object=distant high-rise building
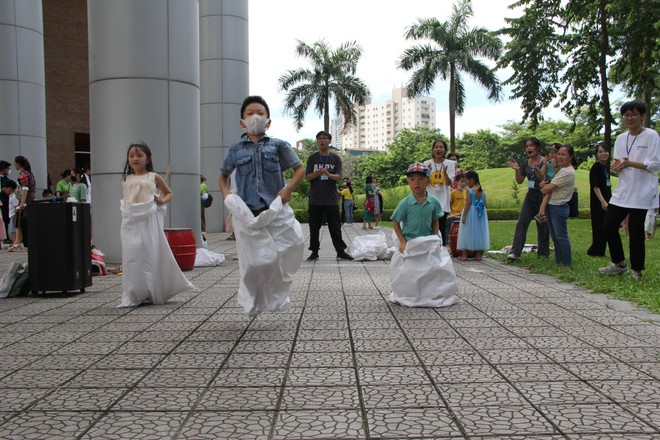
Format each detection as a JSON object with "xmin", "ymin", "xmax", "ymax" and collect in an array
[
  {"xmin": 338, "ymin": 88, "xmax": 436, "ymax": 151},
  {"xmin": 329, "ymin": 117, "xmax": 344, "ymax": 150}
]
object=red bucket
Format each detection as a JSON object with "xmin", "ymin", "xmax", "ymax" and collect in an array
[
  {"xmin": 449, "ymin": 221, "xmax": 476, "ymax": 258},
  {"xmin": 164, "ymin": 228, "xmax": 196, "ymax": 271}
]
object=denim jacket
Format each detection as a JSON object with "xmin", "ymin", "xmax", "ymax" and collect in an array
[{"xmin": 220, "ymin": 134, "xmax": 301, "ymax": 211}]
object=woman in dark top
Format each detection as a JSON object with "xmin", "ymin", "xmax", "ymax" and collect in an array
[
  {"xmin": 11, "ymin": 156, "xmax": 36, "ymax": 250},
  {"xmin": 587, "ymin": 143, "xmax": 612, "ymax": 257}
]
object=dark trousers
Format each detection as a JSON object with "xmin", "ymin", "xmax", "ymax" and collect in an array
[
  {"xmin": 439, "ymin": 214, "xmax": 448, "ymax": 246},
  {"xmin": 603, "ymin": 204, "xmax": 647, "ymax": 271},
  {"xmin": 308, "ymin": 204, "xmax": 346, "ymax": 253},
  {"xmin": 587, "ymin": 202, "xmax": 608, "ymax": 256},
  {"xmin": 511, "ymin": 189, "xmax": 550, "ymax": 257}
]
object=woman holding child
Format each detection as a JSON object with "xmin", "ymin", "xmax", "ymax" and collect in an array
[{"xmin": 540, "ymin": 145, "xmax": 577, "ymax": 268}]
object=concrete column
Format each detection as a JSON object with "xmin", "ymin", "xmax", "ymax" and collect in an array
[
  {"xmin": 88, "ymin": 0, "xmax": 200, "ymax": 262},
  {"xmin": 0, "ymin": 0, "xmax": 47, "ymax": 190},
  {"xmin": 199, "ymin": 0, "xmax": 248, "ymax": 232}
]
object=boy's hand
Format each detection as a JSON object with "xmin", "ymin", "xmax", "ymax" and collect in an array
[
  {"xmin": 278, "ymin": 187, "xmax": 293, "ymax": 204},
  {"xmin": 399, "ymin": 241, "xmax": 406, "ymax": 253}
]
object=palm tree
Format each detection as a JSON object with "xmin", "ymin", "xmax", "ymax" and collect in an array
[
  {"xmin": 398, "ymin": 0, "xmax": 503, "ymax": 152},
  {"xmin": 279, "ymin": 40, "xmax": 370, "ymax": 132}
]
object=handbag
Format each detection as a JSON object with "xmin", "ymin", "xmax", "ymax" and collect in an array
[
  {"xmin": 364, "ymin": 197, "xmax": 374, "ymax": 215},
  {"xmin": 201, "ymin": 192, "xmax": 213, "ymax": 208},
  {"xmin": 568, "ymin": 188, "xmax": 578, "ymax": 218}
]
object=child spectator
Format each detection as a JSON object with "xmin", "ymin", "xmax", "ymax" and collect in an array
[
  {"xmin": 3, "ymin": 181, "xmax": 18, "ymax": 248},
  {"xmin": 447, "ymin": 153, "xmax": 464, "ymax": 189},
  {"xmin": 56, "ymin": 169, "xmax": 73, "ymax": 199},
  {"xmin": 457, "ymin": 171, "xmax": 490, "ymax": 261},
  {"xmin": 447, "ymin": 172, "xmax": 467, "ymax": 244},
  {"xmin": 70, "ymin": 171, "xmax": 87, "ymax": 202},
  {"xmin": 534, "ymin": 143, "xmax": 560, "ymax": 223},
  {"xmin": 119, "ymin": 142, "xmax": 195, "ymax": 307}
]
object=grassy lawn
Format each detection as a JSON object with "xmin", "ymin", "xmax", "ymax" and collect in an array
[{"xmin": 377, "ymin": 219, "xmax": 660, "ymax": 314}]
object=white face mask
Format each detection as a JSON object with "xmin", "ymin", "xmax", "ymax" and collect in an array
[{"xmin": 243, "ymin": 115, "xmax": 269, "ymax": 135}]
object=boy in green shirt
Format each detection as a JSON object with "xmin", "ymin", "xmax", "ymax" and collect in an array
[{"xmin": 391, "ymin": 162, "xmax": 444, "ymax": 253}]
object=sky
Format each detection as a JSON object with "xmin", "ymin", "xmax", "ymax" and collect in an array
[{"xmin": 247, "ymin": 0, "xmax": 568, "ymax": 145}]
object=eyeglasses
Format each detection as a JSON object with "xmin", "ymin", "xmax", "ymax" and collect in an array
[{"xmin": 622, "ymin": 112, "xmax": 640, "ymax": 119}]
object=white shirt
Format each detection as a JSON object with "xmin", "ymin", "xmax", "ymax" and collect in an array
[
  {"xmin": 610, "ymin": 127, "xmax": 660, "ymax": 210},
  {"xmin": 8, "ymin": 193, "xmax": 18, "ymax": 218},
  {"xmin": 423, "ymin": 159, "xmax": 456, "ymax": 213}
]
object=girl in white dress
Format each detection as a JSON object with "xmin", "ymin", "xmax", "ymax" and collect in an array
[
  {"xmin": 119, "ymin": 142, "xmax": 195, "ymax": 307},
  {"xmin": 423, "ymin": 139, "xmax": 456, "ymax": 246}
]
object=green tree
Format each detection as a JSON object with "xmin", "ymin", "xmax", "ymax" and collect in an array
[
  {"xmin": 609, "ymin": 0, "xmax": 660, "ymax": 128},
  {"xmin": 354, "ymin": 127, "xmax": 445, "ymax": 189},
  {"xmin": 456, "ymin": 129, "xmax": 505, "ymax": 170},
  {"xmin": 499, "ymin": 119, "xmax": 601, "ymax": 164},
  {"xmin": 498, "ymin": 0, "xmax": 622, "ymax": 148},
  {"xmin": 397, "ymin": 0, "xmax": 503, "ymax": 152},
  {"xmin": 278, "ymin": 40, "xmax": 370, "ymax": 132}
]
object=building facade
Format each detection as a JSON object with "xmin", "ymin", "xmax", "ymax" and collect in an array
[{"xmin": 335, "ymin": 87, "xmax": 436, "ymax": 151}]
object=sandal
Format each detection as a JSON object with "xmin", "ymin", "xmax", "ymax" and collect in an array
[{"xmin": 534, "ymin": 213, "xmax": 548, "ymax": 224}]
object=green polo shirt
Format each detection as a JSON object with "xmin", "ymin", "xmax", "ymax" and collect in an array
[{"xmin": 391, "ymin": 191, "xmax": 444, "ymax": 241}]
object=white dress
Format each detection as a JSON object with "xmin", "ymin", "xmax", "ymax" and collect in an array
[{"xmin": 119, "ymin": 173, "xmax": 195, "ymax": 307}]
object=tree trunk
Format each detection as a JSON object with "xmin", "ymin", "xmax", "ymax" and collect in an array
[
  {"xmin": 597, "ymin": 0, "xmax": 612, "ymax": 149},
  {"xmin": 323, "ymin": 87, "xmax": 330, "ymax": 132},
  {"xmin": 449, "ymin": 65, "xmax": 457, "ymax": 153}
]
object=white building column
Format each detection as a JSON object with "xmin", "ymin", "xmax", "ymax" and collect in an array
[
  {"xmin": 88, "ymin": 0, "xmax": 201, "ymax": 262},
  {"xmin": 0, "ymin": 0, "xmax": 47, "ymax": 190},
  {"xmin": 199, "ymin": 0, "xmax": 248, "ymax": 232}
]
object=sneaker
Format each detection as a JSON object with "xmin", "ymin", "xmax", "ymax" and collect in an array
[
  {"xmin": 598, "ymin": 263, "xmax": 628, "ymax": 275},
  {"xmin": 307, "ymin": 252, "xmax": 319, "ymax": 261},
  {"xmin": 631, "ymin": 270, "xmax": 642, "ymax": 280},
  {"xmin": 336, "ymin": 251, "xmax": 354, "ymax": 261},
  {"xmin": 507, "ymin": 253, "xmax": 520, "ymax": 261}
]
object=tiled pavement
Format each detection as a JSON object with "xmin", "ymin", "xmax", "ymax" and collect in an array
[{"xmin": 0, "ymin": 224, "xmax": 658, "ymax": 439}]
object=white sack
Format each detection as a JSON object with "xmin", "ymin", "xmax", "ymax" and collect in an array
[
  {"xmin": 0, "ymin": 262, "xmax": 27, "ymax": 298},
  {"xmin": 347, "ymin": 231, "xmax": 395, "ymax": 261},
  {"xmin": 120, "ymin": 200, "xmax": 196, "ymax": 307},
  {"xmin": 195, "ymin": 248, "xmax": 225, "ymax": 267},
  {"xmin": 389, "ymin": 234, "xmax": 460, "ymax": 308},
  {"xmin": 224, "ymin": 194, "xmax": 304, "ymax": 317}
]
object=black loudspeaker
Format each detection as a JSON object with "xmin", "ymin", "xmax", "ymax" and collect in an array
[{"xmin": 27, "ymin": 202, "xmax": 92, "ymax": 294}]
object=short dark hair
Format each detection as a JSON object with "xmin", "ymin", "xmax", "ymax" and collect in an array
[
  {"xmin": 620, "ymin": 100, "xmax": 647, "ymax": 116},
  {"xmin": 3, "ymin": 180, "xmax": 17, "ymax": 190},
  {"xmin": 316, "ymin": 131, "xmax": 332, "ymax": 140},
  {"xmin": 0, "ymin": 160, "xmax": 10, "ymax": 170},
  {"xmin": 240, "ymin": 95, "xmax": 270, "ymax": 119},
  {"xmin": 594, "ymin": 141, "xmax": 609, "ymax": 156}
]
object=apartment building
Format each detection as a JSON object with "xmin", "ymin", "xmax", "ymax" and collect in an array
[{"xmin": 332, "ymin": 88, "xmax": 436, "ymax": 151}]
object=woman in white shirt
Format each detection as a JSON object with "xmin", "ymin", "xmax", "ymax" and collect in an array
[{"xmin": 541, "ymin": 145, "xmax": 577, "ymax": 267}]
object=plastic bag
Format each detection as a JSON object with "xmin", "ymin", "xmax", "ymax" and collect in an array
[
  {"xmin": 347, "ymin": 231, "xmax": 395, "ymax": 261},
  {"xmin": 389, "ymin": 234, "xmax": 460, "ymax": 308},
  {"xmin": 224, "ymin": 194, "xmax": 304, "ymax": 317},
  {"xmin": 195, "ymin": 248, "xmax": 225, "ymax": 267}
]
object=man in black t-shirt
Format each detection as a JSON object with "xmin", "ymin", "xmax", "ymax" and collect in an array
[{"xmin": 305, "ymin": 131, "xmax": 352, "ymax": 261}]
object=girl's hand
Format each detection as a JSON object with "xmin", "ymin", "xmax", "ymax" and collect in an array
[
  {"xmin": 601, "ymin": 201, "xmax": 608, "ymax": 211},
  {"xmin": 461, "ymin": 216, "xmax": 466, "ymax": 224},
  {"xmin": 507, "ymin": 160, "xmax": 519, "ymax": 170},
  {"xmin": 154, "ymin": 195, "xmax": 164, "ymax": 206}
]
